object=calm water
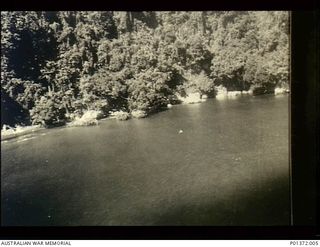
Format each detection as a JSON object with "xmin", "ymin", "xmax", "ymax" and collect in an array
[{"xmin": 1, "ymin": 95, "xmax": 290, "ymax": 226}]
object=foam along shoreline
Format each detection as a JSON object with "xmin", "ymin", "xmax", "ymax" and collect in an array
[
  {"xmin": 215, "ymin": 87, "xmax": 289, "ymax": 100},
  {"xmin": 1, "ymin": 125, "xmax": 42, "ymax": 141},
  {"xmin": 215, "ymin": 90, "xmax": 253, "ymax": 99},
  {"xmin": 274, "ymin": 87, "xmax": 290, "ymax": 95}
]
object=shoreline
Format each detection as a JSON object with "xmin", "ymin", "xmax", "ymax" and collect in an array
[
  {"xmin": 1, "ymin": 125, "xmax": 43, "ymax": 141},
  {"xmin": 1, "ymin": 91, "xmax": 289, "ymax": 142}
]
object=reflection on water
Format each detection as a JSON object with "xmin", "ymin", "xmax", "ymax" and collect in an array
[{"xmin": 1, "ymin": 95, "xmax": 289, "ymax": 226}]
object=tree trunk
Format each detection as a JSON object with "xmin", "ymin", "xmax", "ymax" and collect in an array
[
  {"xmin": 201, "ymin": 12, "xmax": 207, "ymax": 35},
  {"xmin": 126, "ymin": 12, "xmax": 134, "ymax": 32}
]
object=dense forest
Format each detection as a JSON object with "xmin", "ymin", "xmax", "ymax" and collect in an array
[{"xmin": 1, "ymin": 11, "xmax": 289, "ymax": 128}]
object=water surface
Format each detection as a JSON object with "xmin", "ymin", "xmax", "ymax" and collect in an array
[{"xmin": 1, "ymin": 95, "xmax": 290, "ymax": 226}]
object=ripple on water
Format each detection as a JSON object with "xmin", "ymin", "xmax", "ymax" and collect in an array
[{"xmin": 16, "ymin": 136, "xmax": 37, "ymax": 143}]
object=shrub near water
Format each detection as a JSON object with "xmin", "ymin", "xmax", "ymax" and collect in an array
[
  {"xmin": 177, "ymin": 71, "xmax": 215, "ymax": 104},
  {"xmin": 131, "ymin": 110, "xmax": 147, "ymax": 118},
  {"xmin": 30, "ymin": 94, "xmax": 66, "ymax": 127},
  {"xmin": 68, "ymin": 110, "xmax": 100, "ymax": 127},
  {"xmin": 112, "ymin": 111, "xmax": 131, "ymax": 121},
  {"xmin": 184, "ymin": 71, "xmax": 216, "ymax": 98}
]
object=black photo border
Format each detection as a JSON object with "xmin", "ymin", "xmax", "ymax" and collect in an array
[{"xmin": 0, "ymin": 0, "xmax": 319, "ymax": 240}]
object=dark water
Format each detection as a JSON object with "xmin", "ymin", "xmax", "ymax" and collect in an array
[{"xmin": 1, "ymin": 95, "xmax": 290, "ymax": 226}]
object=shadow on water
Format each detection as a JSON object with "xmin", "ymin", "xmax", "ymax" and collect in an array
[
  {"xmin": 149, "ymin": 175, "xmax": 290, "ymax": 226},
  {"xmin": 1, "ymin": 170, "xmax": 289, "ymax": 226}
]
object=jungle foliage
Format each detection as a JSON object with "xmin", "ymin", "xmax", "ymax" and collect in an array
[{"xmin": 1, "ymin": 11, "xmax": 289, "ymax": 127}]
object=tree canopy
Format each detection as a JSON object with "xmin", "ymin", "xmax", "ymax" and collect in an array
[{"xmin": 1, "ymin": 11, "xmax": 289, "ymax": 127}]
